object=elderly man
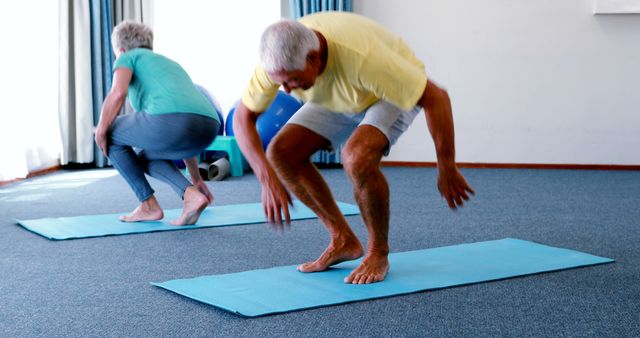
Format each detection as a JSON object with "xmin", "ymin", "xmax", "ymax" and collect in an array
[{"xmin": 233, "ymin": 12, "xmax": 474, "ymax": 284}]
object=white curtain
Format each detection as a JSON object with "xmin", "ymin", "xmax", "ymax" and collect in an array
[
  {"xmin": 59, "ymin": 0, "xmax": 94, "ymax": 165},
  {"xmin": 114, "ymin": 0, "xmax": 154, "ymax": 27},
  {"xmin": 58, "ymin": 0, "xmax": 153, "ymax": 166},
  {"xmin": 289, "ymin": 0, "xmax": 352, "ymax": 19}
]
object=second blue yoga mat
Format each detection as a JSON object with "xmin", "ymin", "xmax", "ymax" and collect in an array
[
  {"xmin": 153, "ymin": 238, "xmax": 614, "ymax": 317},
  {"xmin": 16, "ymin": 200, "xmax": 360, "ymax": 240}
]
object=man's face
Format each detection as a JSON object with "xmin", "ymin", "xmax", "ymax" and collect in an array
[{"xmin": 267, "ymin": 54, "xmax": 321, "ymax": 93}]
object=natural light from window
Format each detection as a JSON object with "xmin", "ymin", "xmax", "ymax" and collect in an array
[
  {"xmin": 153, "ymin": 1, "xmax": 282, "ymax": 118},
  {"xmin": 0, "ymin": 1, "xmax": 282, "ymax": 183},
  {"xmin": 0, "ymin": 2, "xmax": 60, "ymax": 181}
]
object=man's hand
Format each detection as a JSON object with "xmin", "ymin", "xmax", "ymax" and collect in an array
[
  {"xmin": 260, "ymin": 168, "xmax": 293, "ymax": 231},
  {"xmin": 437, "ymin": 165, "xmax": 474, "ymax": 209},
  {"xmin": 232, "ymin": 101, "xmax": 294, "ymax": 231}
]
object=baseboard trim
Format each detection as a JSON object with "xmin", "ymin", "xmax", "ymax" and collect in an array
[
  {"xmin": 1, "ymin": 162, "xmax": 637, "ymax": 186},
  {"xmin": 381, "ymin": 161, "xmax": 640, "ymax": 171},
  {"xmin": 0, "ymin": 165, "xmax": 62, "ymax": 186}
]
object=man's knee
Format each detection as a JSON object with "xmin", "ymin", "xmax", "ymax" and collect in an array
[
  {"xmin": 342, "ymin": 144, "xmax": 381, "ymax": 179},
  {"xmin": 266, "ymin": 135, "xmax": 289, "ymax": 168},
  {"xmin": 267, "ymin": 124, "xmax": 330, "ymax": 170},
  {"xmin": 266, "ymin": 132, "xmax": 307, "ymax": 172},
  {"xmin": 342, "ymin": 126, "xmax": 387, "ymax": 177}
]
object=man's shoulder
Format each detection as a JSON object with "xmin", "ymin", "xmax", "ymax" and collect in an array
[{"xmin": 300, "ymin": 12, "xmax": 378, "ymax": 33}]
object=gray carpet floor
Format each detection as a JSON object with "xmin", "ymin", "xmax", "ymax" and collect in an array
[{"xmin": 1, "ymin": 166, "xmax": 638, "ymax": 337}]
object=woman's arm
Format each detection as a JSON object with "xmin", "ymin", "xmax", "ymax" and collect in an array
[
  {"xmin": 184, "ymin": 156, "xmax": 213, "ymax": 204},
  {"xmin": 95, "ymin": 68, "xmax": 132, "ymax": 156}
]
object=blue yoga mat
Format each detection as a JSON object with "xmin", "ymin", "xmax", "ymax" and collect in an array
[
  {"xmin": 16, "ymin": 200, "xmax": 359, "ymax": 240},
  {"xmin": 153, "ymin": 238, "xmax": 613, "ymax": 317}
]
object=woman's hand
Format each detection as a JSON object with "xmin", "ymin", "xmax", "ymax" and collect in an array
[
  {"xmin": 193, "ymin": 179, "xmax": 213, "ymax": 205},
  {"xmin": 95, "ymin": 67, "xmax": 132, "ymax": 157},
  {"xmin": 184, "ymin": 156, "xmax": 214, "ymax": 204},
  {"xmin": 94, "ymin": 125, "xmax": 109, "ymax": 157}
]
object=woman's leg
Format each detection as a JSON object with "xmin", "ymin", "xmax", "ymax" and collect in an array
[
  {"xmin": 141, "ymin": 114, "xmax": 218, "ymax": 225},
  {"xmin": 139, "ymin": 154, "xmax": 190, "ymax": 199},
  {"xmin": 108, "ymin": 112, "xmax": 217, "ymax": 223},
  {"xmin": 135, "ymin": 113, "xmax": 218, "ymax": 196},
  {"xmin": 107, "ymin": 113, "xmax": 163, "ymax": 221}
]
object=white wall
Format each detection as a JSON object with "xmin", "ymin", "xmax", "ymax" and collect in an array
[{"xmin": 355, "ymin": 0, "xmax": 640, "ymax": 165}]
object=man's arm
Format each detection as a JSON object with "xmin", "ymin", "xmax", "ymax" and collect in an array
[
  {"xmin": 419, "ymin": 80, "xmax": 474, "ymax": 209},
  {"xmin": 233, "ymin": 101, "xmax": 292, "ymax": 226}
]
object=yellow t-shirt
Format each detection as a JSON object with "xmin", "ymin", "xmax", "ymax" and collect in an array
[{"xmin": 242, "ymin": 12, "xmax": 428, "ymax": 114}]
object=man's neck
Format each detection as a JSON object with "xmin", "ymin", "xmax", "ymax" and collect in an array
[{"xmin": 314, "ymin": 31, "xmax": 328, "ymax": 75}]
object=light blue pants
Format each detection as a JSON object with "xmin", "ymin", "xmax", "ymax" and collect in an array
[{"xmin": 108, "ymin": 111, "xmax": 219, "ymax": 202}]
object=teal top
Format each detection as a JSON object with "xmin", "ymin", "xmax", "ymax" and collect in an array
[{"xmin": 114, "ymin": 48, "xmax": 218, "ymax": 121}]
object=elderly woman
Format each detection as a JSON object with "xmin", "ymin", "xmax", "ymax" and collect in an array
[{"xmin": 95, "ymin": 21, "xmax": 219, "ymax": 226}]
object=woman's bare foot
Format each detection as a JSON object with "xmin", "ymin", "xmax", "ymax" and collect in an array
[
  {"xmin": 119, "ymin": 196, "xmax": 163, "ymax": 222},
  {"xmin": 298, "ymin": 235, "xmax": 364, "ymax": 272},
  {"xmin": 344, "ymin": 253, "xmax": 389, "ymax": 284},
  {"xmin": 170, "ymin": 186, "xmax": 209, "ymax": 226}
]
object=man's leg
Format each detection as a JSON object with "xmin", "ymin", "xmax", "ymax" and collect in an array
[
  {"xmin": 267, "ymin": 124, "xmax": 364, "ymax": 271},
  {"xmin": 341, "ymin": 125, "xmax": 391, "ymax": 284},
  {"xmin": 339, "ymin": 99, "xmax": 421, "ymax": 284}
]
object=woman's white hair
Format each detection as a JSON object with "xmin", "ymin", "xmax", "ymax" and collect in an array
[
  {"xmin": 111, "ymin": 20, "xmax": 154, "ymax": 52},
  {"xmin": 259, "ymin": 19, "xmax": 319, "ymax": 72}
]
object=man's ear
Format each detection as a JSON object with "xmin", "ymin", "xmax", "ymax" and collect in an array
[{"xmin": 306, "ymin": 50, "xmax": 320, "ymax": 66}]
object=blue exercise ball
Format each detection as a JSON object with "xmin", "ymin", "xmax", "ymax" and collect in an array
[
  {"xmin": 194, "ymin": 84, "xmax": 224, "ymax": 135},
  {"xmin": 225, "ymin": 100, "xmax": 240, "ymax": 137},
  {"xmin": 226, "ymin": 91, "xmax": 301, "ymax": 150}
]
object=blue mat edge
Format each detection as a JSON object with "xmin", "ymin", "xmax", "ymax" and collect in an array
[
  {"xmin": 13, "ymin": 218, "xmax": 59, "ymax": 240},
  {"xmin": 152, "ymin": 282, "xmax": 247, "ymax": 317},
  {"xmin": 14, "ymin": 201, "xmax": 361, "ymax": 241},
  {"xmin": 151, "ymin": 238, "xmax": 615, "ymax": 318},
  {"xmin": 15, "ymin": 217, "xmax": 200, "ymax": 241}
]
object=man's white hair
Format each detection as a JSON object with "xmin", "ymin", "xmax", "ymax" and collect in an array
[
  {"xmin": 259, "ymin": 19, "xmax": 319, "ymax": 72},
  {"xmin": 111, "ymin": 20, "xmax": 154, "ymax": 52}
]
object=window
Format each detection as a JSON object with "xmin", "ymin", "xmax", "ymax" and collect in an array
[
  {"xmin": 153, "ymin": 1, "xmax": 282, "ymax": 115},
  {"xmin": 0, "ymin": 2, "xmax": 60, "ymax": 181}
]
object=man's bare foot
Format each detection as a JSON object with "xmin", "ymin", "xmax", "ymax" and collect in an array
[
  {"xmin": 344, "ymin": 253, "xmax": 389, "ymax": 284},
  {"xmin": 119, "ymin": 196, "xmax": 163, "ymax": 222},
  {"xmin": 170, "ymin": 186, "xmax": 209, "ymax": 226},
  {"xmin": 298, "ymin": 236, "xmax": 364, "ymax": 272}
]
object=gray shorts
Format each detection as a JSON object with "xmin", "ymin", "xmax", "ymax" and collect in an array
[{"xmin": 287, "ymin": 100, "xmax": 422, "ymax": 155}]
